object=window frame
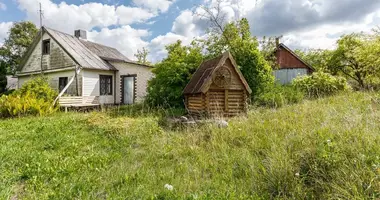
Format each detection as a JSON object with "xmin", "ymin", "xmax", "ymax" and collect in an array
[
  {"xmin": 58, "ymin": 77, "xmax": 68, "ymax": 93},
  {"xmin": 99, "ymin": 75, "xmax": 113, "ymax": 96},
  {"xmin": 42, "ymin": 39, "xmax": 50, "ymax": 55}
]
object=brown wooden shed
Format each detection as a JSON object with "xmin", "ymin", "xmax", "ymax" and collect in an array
[{"xmin": 183, "ymin": 52, "xmax": 252, "ymax": 117}]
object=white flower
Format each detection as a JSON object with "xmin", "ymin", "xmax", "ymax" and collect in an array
[
  {"xmin": 164, "ymin": 184, "xmax": 173, "ymax": 191},
  {"xmin": 295, "ymin": 172, "xmax": 300, "ymax": 177},
  {"xmin": 326, "ymin": 139, "xmax": 331, "ymax": 143}
]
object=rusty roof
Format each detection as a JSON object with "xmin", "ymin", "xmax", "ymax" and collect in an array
[
  {"xmin": 277, "ymin": 43, "xmax": 314, "ymax": 71},
  {"xmin": 183, "ymin": 52, "xmax": 252, "ymax": 95}
]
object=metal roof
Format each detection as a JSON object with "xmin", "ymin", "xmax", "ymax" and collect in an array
[{"xmin": 44, "ymin": 27, "xmax": 117, "ymax": 70}]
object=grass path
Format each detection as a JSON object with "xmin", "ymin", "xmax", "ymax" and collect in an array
[{"xmin": 0, "ymin": 92, "xmax": 379, "ymax": 199}]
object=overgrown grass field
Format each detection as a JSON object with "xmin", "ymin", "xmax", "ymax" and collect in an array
[{"xmin": 0, "ymin": 92, "xmax": 379, "ymax": 199}]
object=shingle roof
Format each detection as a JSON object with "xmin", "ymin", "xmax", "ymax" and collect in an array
[
  {"xmin": 44, "ymin": 27, "xmax": 117, "ymax": 70},
  {"xmin": 183, "ymin": 52, "xmax": 252, "ymax": 95}
]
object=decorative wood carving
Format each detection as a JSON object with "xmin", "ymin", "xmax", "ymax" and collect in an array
[{"xmin": 212, "ymin": 66, "xmax": 232, "ymax": 87}]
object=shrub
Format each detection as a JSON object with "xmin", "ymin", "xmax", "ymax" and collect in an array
[
  {"xmin": 0, "ymin": 76, "xmax": 58, "ymax": 118},
  {"xmin": 292, "ymin": 72, "xmax": 350, "ymax": 98},
  {"xmin": 146, "ymin": 41, "xmax": 203, "ymax": 107},
  {"xmin": 15, "ymin": 76, "xmax": 57, "ymax": 102},
  {"xmin": 255, "ymin": 84, "xmax": 304, "ymax": 108}
]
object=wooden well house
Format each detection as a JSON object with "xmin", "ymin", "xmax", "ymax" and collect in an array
[{"xmin": 183, "ymin": 52, "xmax": 252, "ymax": 117}]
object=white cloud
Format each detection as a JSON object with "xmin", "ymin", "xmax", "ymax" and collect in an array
[
  {"xmin": 148, "ymin": 32, "xmax": 192, "ymax": 62},
  {"xmin": 16, "ymin": 0, "xmax": 155, "ymax": 33},
  {"xmin": 0, "ymin": 22, "xmax": 13, "ymax": 46},
  {"xmin": 132, "ymin": 0, "xmax": 175, "ymax": 13},
  {"xmin": 88, "ymin": 25, "xmax": 150, "ymax": 60},
  {"xmin": 0, "ymin": 2, "xmax": 6, "ymax": 11},
  {"xmin": 116, "ymin": 5, "xmax": 156, "ymax": 25}
]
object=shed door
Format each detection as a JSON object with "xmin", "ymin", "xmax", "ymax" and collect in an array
[{"xmin": 122, "ymin": 76, "xmax": 135, "ymax": 104}]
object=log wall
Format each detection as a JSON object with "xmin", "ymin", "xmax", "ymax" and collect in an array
[{"xmin": 186, "ymin": 94, "xmax": 205, "ymax": 114}]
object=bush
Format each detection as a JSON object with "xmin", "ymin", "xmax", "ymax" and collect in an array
[
  {"xmin": 292, "ymin": 72, "xmax": 350, "ymax": 98},
  {"xmin": 255, "ymin": 84, "xmax": 305, "ymax": 108},
  {"xmin": 146, "ymin": 41, "xmax": 203, "ymax": 107},
  {"xmin": 0, "ymin": 76, "xmax": 58, "ymax": 118}
]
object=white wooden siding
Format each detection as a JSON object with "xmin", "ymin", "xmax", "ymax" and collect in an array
[
  {"xmin": 274, "ymin": 68, "xmax": 308, "ymax": 84},
  {"xmin": 110, "ymin": 61, "xmax": 153, "ymax": 104},
  {"xmin": 18, "ymin": 70, "xmax": 82, "ymax": 96},
  {"xmin": 82, "ymin": 69, "xmax": 115, "ymax": 104}
]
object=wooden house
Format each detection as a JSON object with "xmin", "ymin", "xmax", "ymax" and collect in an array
[
  {"xmin": 183, "ymin": 52, "xmax": 252, "ymax": 117},
  {"xmin": 274, "ymin": 42, "xmax": 314, "ymax": 84},
  {"xmin": 16, "ymin": 26, "xmax": 153, "ymax": 108}
]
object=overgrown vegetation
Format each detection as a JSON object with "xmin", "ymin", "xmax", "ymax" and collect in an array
[
  {"xmin": 293, "ymin": 72, "xmax": 350, "ymax": 98},
  {"xmin": 0, "ymin": 92, "xmax": 379, "ymax": 199},
  {"xmin": 296, "ymin": 29, "xmax": 380, "ymax": 90},
  {"xmin": 0, "ymin": 76, "xmax": 58, "ymax": 117},
  {"xmin": 255, "ymin": 84, "xmax": 304, "ymax": 108},
  {"xmin": 0, "ymin": 61, "xmax": 7, "ymax": 94},
  {"xmin": 146, "ymin": 41, "xmax": 203, "ymax": 107}
]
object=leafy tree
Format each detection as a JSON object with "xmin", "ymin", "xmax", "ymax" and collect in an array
[
  {"xmin": 202, "ymin": 18, "xmax": 274, "ymax": 98},
  {"xmin": 329, "ymin": 32, "xmax": 380, "ymax": 88},
  {"xmin": 134, "ymin": 47, "xmax": 151, "ymax": 65},
  {"xmin": 259, "ymin": 36, "xmax": 282, "ymax": 69},
  {"xmin": 146, "ymin": 41, "xmax": 203, "ymax": 107},
  {"xmin": 295, "ymin": 49, "xmax": 334, "ymax": 72},
  {"xmin": 0, "ymin": 62, "xmax": 7, "ymax": 94},
  {"xmin": 0, "ymin": 21, "xmax": 38, "ymax": 75}
]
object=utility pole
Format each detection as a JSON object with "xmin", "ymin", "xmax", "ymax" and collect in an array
[{"xmin": 38, "ymin": 2, "xmax": 44, "ymax": 73}]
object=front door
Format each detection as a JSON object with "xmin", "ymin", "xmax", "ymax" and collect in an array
[{"xmin": 122, "ymin": 76, "xmax": 135, "ymax": 104}]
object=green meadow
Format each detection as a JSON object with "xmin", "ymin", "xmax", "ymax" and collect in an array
[{"xmin": 0, "ymin": 92, "xmax": 379, "ymax": 199}]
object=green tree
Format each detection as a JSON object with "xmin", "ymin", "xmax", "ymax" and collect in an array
[
  {"xmin": 134, "ymin": 47, "xmax": 151, "ymax": 65},
  {"xmin": 259, "ymin": 36, "xmax": 282, "ymax": 69},
  {"xmin": 329, "ymin": 32, "xmax": 380, "ymax": 88},
  {"xmin": 0, "ymin": 62, "xmax": 7, "ymax": 94},
  {"xmin": 295, "ymin": 49, "xmax": 334, "ymax": 72},
  {"xmin": 0, "ymin": 21, "xmax": 38, "ymax": 75},
  {"xmin": 146, "ymin": 41, "xmax": 203, "ymax": 107},
  {"xmin": 202, "ymin": 18, "xmax": 274, "ymax": 98}
]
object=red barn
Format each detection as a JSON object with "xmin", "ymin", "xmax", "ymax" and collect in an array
[{"xmin": 274, "ymin": 43, "xmax": 314, "ymax": 84}]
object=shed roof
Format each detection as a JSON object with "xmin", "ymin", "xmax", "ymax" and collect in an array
[{"xmin": 183, "ymin": 52, "xmax": 252, "ymax": 95}]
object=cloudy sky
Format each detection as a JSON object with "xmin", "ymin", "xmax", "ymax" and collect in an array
[{"xmin": 0, "ymin": 0, "xmax": 379, "ymax": 62}]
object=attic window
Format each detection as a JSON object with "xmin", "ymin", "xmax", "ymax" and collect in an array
[{"xmin": 42, "ymin": 39, "xmax": 50, "ymax": 55}]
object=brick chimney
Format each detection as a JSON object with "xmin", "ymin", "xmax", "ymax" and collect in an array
[
  {"xmin": 275, "ymin": 37, "xmax": 280, "ymax": 48},
  {"xmin": 74, "ymin": 29, "xmax": 87, "ymax": 40}
]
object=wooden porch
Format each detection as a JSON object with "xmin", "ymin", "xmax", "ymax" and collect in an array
[{"xmin": 59, "ymin": 96, "xmax": 100, "ymax": 112}]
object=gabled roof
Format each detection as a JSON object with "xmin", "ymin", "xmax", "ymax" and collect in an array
[
  {"xmin": 277, "ymin": 43, "xmax": 314, "ymax": 71},
  {"xmin": 80, "ymin": 40, "xmax": 131, "ymax": 62},
  {"xmin": 183, "ymin": 52, "xmax": 252, "ymax": 95},
  {"xmin": 44, "ymin": 27, "xmax": 116, "ymax": 70},
  {"xmin": 18, "ymin": 26, "xmax": 148, "ymax": 73}
]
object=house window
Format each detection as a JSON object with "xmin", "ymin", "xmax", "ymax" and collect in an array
[
  {"xmin": 58, "ymin": 77, "xmax": 68, "ymax": 92},
  {"xmin": 42, "ymin": 39, "xmax": 50, "ymax": 55},
  {"xmin": 100, "ymin": 75, "xmax": 112, "ymax": 95}
]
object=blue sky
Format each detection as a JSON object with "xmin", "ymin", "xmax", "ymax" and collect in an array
[
  {"xmin": 0, "ymin": 0, "xmax": 201, "ymax": 41},
  {"xmin": 1, "ymin": 0, "xmax": 379, "ymax": 62}
]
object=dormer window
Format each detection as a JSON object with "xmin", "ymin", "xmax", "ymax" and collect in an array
[{"xmin": 42, "ymin": 39, "xmax": 50, "ymax": 55}]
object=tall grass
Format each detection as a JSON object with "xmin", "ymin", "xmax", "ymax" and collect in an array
[{"xmin": 0, "ymin": 92, "xmax": 379, "ymax": 199}]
